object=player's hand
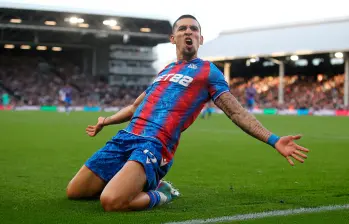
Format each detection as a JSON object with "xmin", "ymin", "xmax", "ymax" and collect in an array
[
  {"xmin": 85, "ymin": 117, "xmax": 105, "ymax": 137},
  {"xmin": 274, "ymin": 135, "xmax": 310, "ymax": 166}
]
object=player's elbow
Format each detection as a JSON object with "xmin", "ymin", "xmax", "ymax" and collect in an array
[{"xmin": 129, "ymin": 104, "xmax": 137, "ymax": 114}]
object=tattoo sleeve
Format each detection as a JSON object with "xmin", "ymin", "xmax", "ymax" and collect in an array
[{"xmin": 214, "ymin": 92, "xmax": 272, "ymax": 143}]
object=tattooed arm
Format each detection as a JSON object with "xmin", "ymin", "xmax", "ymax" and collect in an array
[
  {"xmin": 214, "ymin": 92, "xmax": 272, "ymax": 143},
  {"xmin": 207, "ymin": 64, "xmax": 309, "ymax": 165},
  {"xmin": 214, "ymin": 91, "xmax": 310, "ymax": 166}
]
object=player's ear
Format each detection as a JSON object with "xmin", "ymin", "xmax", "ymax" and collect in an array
[
  {"xmin": 170, "ymin": 34, "xmax": 175, "ymax": 44},
  {"xmin": 200, "ymin": 35, "xmax": 204, "ymax": 45}
]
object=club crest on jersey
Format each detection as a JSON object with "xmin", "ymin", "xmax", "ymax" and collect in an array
[
  {"xmin": 187, "ymin": 64, "xmax": 197, "ymax": 69},
  {"xmin": 153, "ymin": 73, "xmax": 193, "ymax": 87}
]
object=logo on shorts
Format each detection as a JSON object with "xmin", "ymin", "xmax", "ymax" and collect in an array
[
  {"xmin": 160, "ymin": 157, "xmax": 169, "ymax": 166},
  {"xmin": 143, "ymin": 149, "xmax": 157, "ymax": 164}
]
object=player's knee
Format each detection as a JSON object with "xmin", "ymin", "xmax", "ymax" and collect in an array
[
  {"xmin": 66, "ymin": 181, "xmax": 83, "ymax": 199},
  {"xmin": 66, "ymin": 189, "xmax": 76, "ymax": 199},
  {"xmin": 100, "ymin": 193, "xmax": 129, "ymax": 212},
  {"xmin": 66, "ymin": 184, "xmax": 79, "ymax": 199}
]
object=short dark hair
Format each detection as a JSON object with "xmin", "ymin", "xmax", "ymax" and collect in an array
[{"xmin": 172, "ymin": 14, "xmax": 201, "ymax": 33}]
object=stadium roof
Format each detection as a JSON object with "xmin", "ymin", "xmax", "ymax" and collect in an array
[
  {"xmin": 198, "ymin": 16, "xmax": 349, "ymax": 61},
  {"xmin": 0, "ymin": 1, "xmax": 169, "ymax": 21},
  {"xmin": 0, "ymin": 3, "xmax": 172, "ymax": 47}
]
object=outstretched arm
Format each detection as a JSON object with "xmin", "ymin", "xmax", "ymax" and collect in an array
[
  {"xmin": 214, "ymin": 92, "xmax": 271, "ymax": 142},
  {"xmin": 214, "ymin": 92, "xmax": 309, "ymax": 166},
  {"xmin": 102, "ymin": 92, "xmax": 146, "ymax": 126},
  {"xmin": 85, "ymin": 92, "xmax": 146, "ymax": 137}
]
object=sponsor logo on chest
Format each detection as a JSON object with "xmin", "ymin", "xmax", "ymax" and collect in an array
[{"xmin": 153, "ymin": 74, "xmax": 194, "ymax": 87}]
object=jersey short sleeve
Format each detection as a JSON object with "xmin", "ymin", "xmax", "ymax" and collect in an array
[{"xmin": 208, "ymin": 63, "xmax": 230, "ymax": 101}]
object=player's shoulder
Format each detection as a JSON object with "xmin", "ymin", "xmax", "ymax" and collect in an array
[
  {"xmin": 165, "ymin": 61, "xmax": 177, "ymax": 68},
  {"xmin": 198, "ymin": 59, "xmax": 223, "ymax": 76},
  {"xmin": 198, "ymin": 59, "xmax": 219, "ymax": 69},
  {"xmin": 157, "ymin": 62, "xmax": 176, "ymax": 75}
]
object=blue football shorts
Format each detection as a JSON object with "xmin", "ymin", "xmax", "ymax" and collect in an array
[
  {"xmin": 207, "ymin": 107, "xmax": 214, "ymax": 113},
  {"xmin": 85, "ymin": 130, "xmax": 173, "ymax": 191},
  {"xmin": 247, "ymin": 99, "xmax": 255, "ymax": 107},
  {"xmin": 64, "ymin": 97, "xmax": 72, "ymax": 105}
]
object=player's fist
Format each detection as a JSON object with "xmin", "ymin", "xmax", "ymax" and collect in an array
[
  {"xmin": 274, "ymin": 135, "xmax": 310, "ymax": 166},
  {"xmin": 85, "ymin": 117, "xmax": 106, "ymax": 137}
]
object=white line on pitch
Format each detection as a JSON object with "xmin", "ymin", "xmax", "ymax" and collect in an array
[{"xmin": 164, "ymin": 204, "xmax": 349, "ymax": 224}]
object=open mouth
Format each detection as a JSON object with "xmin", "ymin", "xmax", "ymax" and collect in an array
[{"xmin": 185, "ymin": 38, "xmax": 193, "ymax": 46}]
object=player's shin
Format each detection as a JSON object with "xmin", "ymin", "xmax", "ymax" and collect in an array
[
  {"xmin": 146, "ymin": 190, "xmax": 171, "ymax": 209},
  {"xmin": 127, "ymin": 191, "xmax": 171, "ymax": 210},
  {"xmin": 128, "ymin": 181, "xmax": 178, "ymax": 210}
]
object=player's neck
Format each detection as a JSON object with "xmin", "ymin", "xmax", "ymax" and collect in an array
[{"xmin": 176, "ymin": 51, "xmax": 197, "ymax": 63}]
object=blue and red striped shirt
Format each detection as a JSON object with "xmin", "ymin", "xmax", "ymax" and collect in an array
[{"xmin": 125, "ymin": 58, "xmax": 230, "ymax": 163}]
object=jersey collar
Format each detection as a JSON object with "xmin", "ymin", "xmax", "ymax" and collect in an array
[{"xmin": 175, "ymin": 58, "xmax": 202, "ymax": 65}]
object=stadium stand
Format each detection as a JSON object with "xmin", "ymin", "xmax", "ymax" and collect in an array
[
  {"xmin": 0, "ymin": 5, "xmax": 172, "ymax": 111},
  {"xmin": 1, "ymin": 50, "xmax": 345, "ymax": 110},
  {"xmin": 198, "ymin": 17, "xmax": 349, "ymax": 115},
  {"xmin": 229, "ymin": 74, "xmax": 345, "ymax": 110},
  {"xmin": 1, "ymin": 8, "xmax": 348, "ymax": 115},
  {"xmin": 0, "ymin": 53, "xmax": 146, "ymax": 108}
]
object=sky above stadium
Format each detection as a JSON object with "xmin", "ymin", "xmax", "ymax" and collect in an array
[{"xmin": 2, "ymin": 0, "xmax": 349, "ymax": 71}]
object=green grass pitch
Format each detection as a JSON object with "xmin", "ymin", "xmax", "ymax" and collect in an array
[{"xmin": 1, "ymin": 111, "xmax": 349, "ymax": 223}]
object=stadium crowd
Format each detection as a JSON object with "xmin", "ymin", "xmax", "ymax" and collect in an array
[
  {"xmin": 0, "ymin": 54, "xmax": 347, "ymax": 110},
  {"xmin": 230, "ymin": 74, "xmax": 346, "ymax": 110},
  {"xmin": 0, "ymin": 55, "xmax": 146, "ymax": 108}
]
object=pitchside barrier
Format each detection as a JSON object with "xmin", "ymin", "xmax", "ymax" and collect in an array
[{"xmin": 1, "ymin": 105, "xmax": 349, "ymax": 116}]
